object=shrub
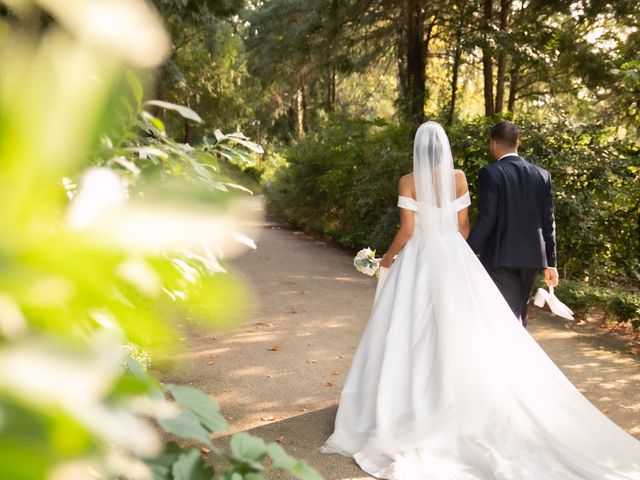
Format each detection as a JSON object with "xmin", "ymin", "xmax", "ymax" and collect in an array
[
  {"xmin": 266, "ymin": 116, "xmax": 640, "ymax": 285},
  {"xmin": 265, "ymin": 118, "xmax": 412, "ymax": 251},
  {"xmin": 553, "ymin": 280, "xmax": 640, "ymax": 328}
]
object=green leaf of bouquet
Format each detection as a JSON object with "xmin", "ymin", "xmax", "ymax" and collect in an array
[
  {"xmin": 165, "ymin": 384, "xmax": 228, "ymax": 433},
  {"xmin": 158, "ymin": 410, "xmax": 212, "ymax": 447}
]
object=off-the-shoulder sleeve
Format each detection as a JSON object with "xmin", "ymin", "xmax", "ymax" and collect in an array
[
  {"xmin": 397, "ymin": 195, "xmax": 419, "ymax": 212},
  {"xmin": 453, "ymin": 191, "xmax": 471, "ymax": 212}
]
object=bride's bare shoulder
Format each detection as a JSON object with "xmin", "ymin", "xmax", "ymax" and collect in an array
[
  {"xmin": 454, "ymin": 169, "xmax": 469, "ymax": 195},
  {"xmin": 398, "ymin": 173, "xmax": 415, "ymax": 197}
]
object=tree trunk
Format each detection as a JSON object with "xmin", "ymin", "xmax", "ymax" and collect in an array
[
  {"xmin": 302, "ymin": 83, "xmax": 309, "ymax": 133},
  {"xmin": 396, "ymin": 25, "xmax": 409, "ymax": 111},
  {"xmin": 403, "ymin": 0, "xmax": 426, "ymax": 124},
  {"xmin": 293, "ymin": 86, "xmax": 305, "ymax": 139},
  {"xmin": 481, "ymin": 0, "xmax": 494, "ymax": 117},
  {"xmin": 447, "ymin": 23, "xmax": 463, "ymax": 126},
  {"xmin": 494, "ymin": 0, "xmax": 511, "ymax": 114},
  {"xmin": 448, "ymin": 50, "xmax": 462, "ymax": 126},
  {"xmin": 326, "ymin": 66, "xmax": 336, "ymax": 112},
  {"xmin": 507, "ymin": 59, "xmax": 520, "ymax": 112},
  {"xmin": 331, "ymin": 65, "xmax": 337, "ymax": 105}
]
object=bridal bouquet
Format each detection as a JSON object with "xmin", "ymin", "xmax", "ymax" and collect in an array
[{"xmin": 354, "ymin": 247, "xmax": 381, "ymax": 277}]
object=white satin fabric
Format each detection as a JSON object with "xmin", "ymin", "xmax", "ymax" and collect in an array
[{"xmin": 321, "ymin": 123, "xmax": 640, "ymax": 479}]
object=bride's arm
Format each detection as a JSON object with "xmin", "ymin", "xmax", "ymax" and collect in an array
[
  {"xmin": 380, "ymin": 178, "xmax": 415, "ymax": 268},
  {"xmin": 455, "ymin": 170, "xmax": 471, "ymax": 240}
]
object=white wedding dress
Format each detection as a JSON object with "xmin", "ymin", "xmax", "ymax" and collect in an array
[{"xmin": 321, "ymin": 122, "xmax": 640, "ymax": 479}]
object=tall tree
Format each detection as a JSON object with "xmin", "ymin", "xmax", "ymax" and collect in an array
[
  {"xmin": 481, "ymin": 0, "xmax": 494, "ymax": 117},
  {"xmin": 494, "ymin": 0, "xmax": 511, "ymax": 113},
  {"xmin": 403, "ymin": 0, "xmax": 427, "ymax": 123}
]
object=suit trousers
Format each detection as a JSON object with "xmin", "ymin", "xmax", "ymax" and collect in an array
[{"xmin": 488, "ymin": 267, "xmax": 539, "ymax": 327}]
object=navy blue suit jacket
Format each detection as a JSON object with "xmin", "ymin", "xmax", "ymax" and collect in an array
[{"xmin": 467, "ymin": 155, "xmax": 556, "ymax": 269}]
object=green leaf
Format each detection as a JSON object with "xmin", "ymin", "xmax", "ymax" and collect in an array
[
  {"xmin": 124, "ymin": 355, "xmax": 161, "ymax": 392},
  {"xmin": 126, "ymin": 70, "xmax": 144, "ymax": 109},
  {"xmin": 144, "ymin": 100, "xmax": 202, "ymax": 123},
  {"xmin": 165, "ymin": 384, "xmax": 229, "ymax": 433},
  {"xmin": 289, "ymin": 462, "xmax": 324, "ymax": 480},
  {"xmin": 145, "ymin": 442, "xmax": 183, "ymax": 480},
  {"xmin": 266, "ymin": 444, "xmax": 323, "ymax": 480},
  {"xmin": 187, "ymin": 157, "xmax": 214, "ymax": 182},
  {"xmin": 141, "ymin": 111, "xmax": 166, "ymax": 133},
  {"xmin": 226, "ymin": 134, "xmax": 264, "ymax": 154},
  {"xmin": 229, "ymin": 432, "xmax": 268, "ymax": 463},
  {"xmin": 266, "ymin": 443, "xmax": 296, "ymax": 469},
  {"xmin": 172, "ymin": 449, "xmax": 214, "ymax": 480},
  {"xmin": 158, "ymin": 410, "xmax": 213, "ymax": 447}
]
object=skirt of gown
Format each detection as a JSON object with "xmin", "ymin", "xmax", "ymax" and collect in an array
[{"xmin": 321, "ymin": 228, "xmax": 640, "ymax": 480}]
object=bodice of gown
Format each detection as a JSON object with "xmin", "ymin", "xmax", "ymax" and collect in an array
[{"xmin": 397, "ymin": 192, "xmax": 471, "ymax": 229}]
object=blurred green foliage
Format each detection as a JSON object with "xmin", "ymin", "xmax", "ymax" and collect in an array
[{"xmin": 0, "ymin": 1, "xmax": 323, "ymax": 479}]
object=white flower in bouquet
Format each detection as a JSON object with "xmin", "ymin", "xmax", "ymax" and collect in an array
[{"xmin": 354, "ymin": 248, "xmax": 381, "ymax": 277}]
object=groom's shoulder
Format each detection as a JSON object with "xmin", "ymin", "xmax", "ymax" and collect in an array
[
  {"xmin": 527, "ymin": 159, "xmax": 552, "ymax": 180},
  {"xmin": 480, "ymin": 161, "xmax": 501, "ymax": 176}
]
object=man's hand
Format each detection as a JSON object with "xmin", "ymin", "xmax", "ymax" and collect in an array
[
  {"xmin": 544, "ymin": 267, "xmax": 559, "ymax": 287},
  {"xmin": 380, "ymin": 253, "xmax": 394, "ymax": 269}
]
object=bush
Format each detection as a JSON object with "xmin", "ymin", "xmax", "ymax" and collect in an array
[
  {"xmin": 265, "ymin": 118, "xmax": 413, "ymax": 251},
  {"xmin": 553, "ymin": 280, "xmax": 640, "ymax": 328},
  {"xmin": 266, "ymin": 116, "xmax": 640, "ymax": 285},
  {"xmin": 447, "ymin": 116, "xmax": 640, "ymax": 284}
]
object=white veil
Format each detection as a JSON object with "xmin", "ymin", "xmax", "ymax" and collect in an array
[{"xmin": 412, "ymin": 121, "xmax": 458, "ymax": 239}]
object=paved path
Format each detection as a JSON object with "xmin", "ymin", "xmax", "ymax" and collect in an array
[{"xmin": 162, "ymin": 196, "xmax": 640, "ymax": 479}]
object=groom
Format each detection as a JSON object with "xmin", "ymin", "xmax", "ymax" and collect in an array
[{"xmin": 468, "ymin": 121, "xmax": 558, "ymax": 327}]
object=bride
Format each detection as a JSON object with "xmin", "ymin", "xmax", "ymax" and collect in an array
[{"xmin": 320, "ymin": 121, "xmax": 640, "ymax": 479}]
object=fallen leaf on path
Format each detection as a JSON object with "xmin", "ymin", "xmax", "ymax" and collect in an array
[
  {"xmin": 338, "ymin": 355, "xmax": 345, "ymax": 359},
  {"xmin": 306, "ymin": 359, "xmax": 317, "ymax": 364},
  {"xmin": 223, "ymin": 388, "xmax": 232, "ymax": 393},
  {"xmin": 276, "ymin": 436, "xmax": 285, "ymax": 443},
  {"xmin": 266, "ymin": 374, "xmax": 273, "ymax": 378},
  {"xmin": 208, "ymin": 362, "xmax": 214, "ymax": 365},
  {"xmin": 261, "ymin": 415, "xmax": 275, "ymax": 421},
  {"xmin": 201, "ymin": 447, "xmax": 211, "ymax": 454},
  {"xmin": 268, "ymin": 345, "xmax": 280, "ymax": 352},
  {"xmin": 288, "ymin": 304, "xmax": 299, "ymax": 314},
  {"xmin": 331, "ymin": 371, "xmax": 339, "ymax": 375},
  {"xmin": 324, "ymin": 381, "xmax": 334, "ymax": 387},
  {"xmin": 602, "ymin": 408, "xmax": 610, "ymax": 414},
  {"xmin": 299, "ymin": 408, "xmax": 307, "ymax": 412}
]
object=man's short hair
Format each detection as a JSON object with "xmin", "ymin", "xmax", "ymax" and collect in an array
[{"xmin": 490, "ymin": 121, "xmax": 520, "ymax": 148}]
